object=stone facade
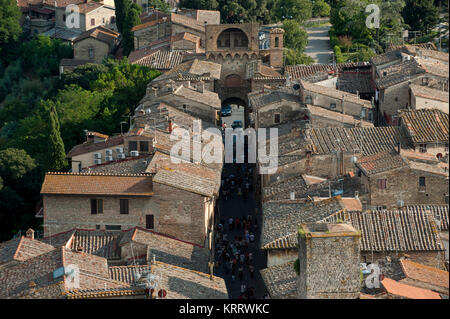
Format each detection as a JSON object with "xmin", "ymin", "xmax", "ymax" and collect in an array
[
  {"xmin": 360, "ymin": 165, "xmax": 449, "ymax": 209},
  {"xmin": 73, "ymin": 37, "xmax": 110, "ymax": 63},
  {"xmin": 43, "ymin": 183, "xmax": 214, "ymax": 247},
  {"xmin": 297, "ymin": 223, "xmax": 361, "ymax": 299}
]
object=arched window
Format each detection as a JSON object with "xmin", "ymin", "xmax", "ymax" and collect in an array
[{"xmin": 275, "ymin": 37, "xmax": 279, "ymax": 47}]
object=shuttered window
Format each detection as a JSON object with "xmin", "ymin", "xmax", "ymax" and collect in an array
[
  {"xmin": 146, "ymin": 215, "xmax": 154, "ymax": 229},
  {"xmin": 120, "ymin": 199, "xmax": 129, "ymax": 214},
  {"xmin": 91, "ymin": 199, "xmax": 103, "ymax": 214},
  {"xmin": 377, "ymin": 179, "xmax": 387, "ymax": 190}
]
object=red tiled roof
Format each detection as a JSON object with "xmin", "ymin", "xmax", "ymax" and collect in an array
[
  {"xmin": 66, "ymin": 134, "xmax": 124, "ymax": 158},
  {"xmin": 73, "ymin": 26, "xmax": 119, "ymax": 46},
  {"xmin": 399, "ymin": 109, "xmax": 449, "ymax": 144},
  {"xmin": 0, "ymin": 236, "xmax": 55, "ymax": 265},
  {"xmin": 40, "ymin": 173, "xmax": 153, "ymax": 196},
  {"xmin": 400, "ymin": 259, "xmax": 449, "ymax": 289},
  {"xmin": 381, "ymin": 277, "xmax": 441, "ymax": 299}
]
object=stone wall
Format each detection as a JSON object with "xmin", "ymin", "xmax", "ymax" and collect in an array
[
  {"xmin": 43, "ymin": 194, "xmax": 158, "ymax": 236},
  {"xmin": 363, "ymin": 166, "xmax": 449, "ymax": 209},
  {"xmin": 134, "ymin": 22, "xmax": 171, "ymax": 50},
  {"xmin": 298, "ymin": 232, "xmax": 361, "ymax": 299},
  {"xmin": 74, "ymin": 38, "xmax": 110, "ymax": 64},
  {"xmin": 301, "ymin": 89, "xmax": 374, "ymax": 121},
  {"xmin": 256, "ymin": 101, "xmax": 305, "ymax": 127},
  {"xmin": 267, "ymin": 249, "xmax": 297, "ymax": 267},
  {"xmin": 151, "ymin": 182, "xmax": 209, "ymax": 247}
]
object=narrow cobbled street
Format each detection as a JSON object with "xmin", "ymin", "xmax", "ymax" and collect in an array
[{"xmin": 213, "ymin": 162, "xmax": 268, "ymax": 299}]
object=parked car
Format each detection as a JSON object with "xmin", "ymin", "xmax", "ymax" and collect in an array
[
  {"xmin": 221, "ymin": 105, "xmax": 232, "ymax": 116},
  {"xmin": 232, "ymin": 120, "xmax": 243, "ymax": 129}
]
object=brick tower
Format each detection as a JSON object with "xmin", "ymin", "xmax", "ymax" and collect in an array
[{"xmin": 269, "ymin": 28, "xmax": 285, "ymax": 68}]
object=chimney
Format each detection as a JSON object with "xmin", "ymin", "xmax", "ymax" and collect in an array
[
  {"xmin": 86, "ymin": 131, "xmax": 94, "ymax": 144},
  {"xmin": 197, "ymin": 81, "xmax": 204, "ymax": 93},
  {"xmin": 297, "ymin": 223, "xmax": 361, "ymax": 299},
  {"xmin": 152, "ymin": 86, "xmax": 158, "ymax": 97},
  {"xmin": 26, "ymin": 228, "xmax": 35, "ymax": 240}
]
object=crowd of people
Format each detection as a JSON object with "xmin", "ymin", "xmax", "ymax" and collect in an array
[{"xmin": 214, "ymin": 163, "xmax": 262, "ymax": 299}]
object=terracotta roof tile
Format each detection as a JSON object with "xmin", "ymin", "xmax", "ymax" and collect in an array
[
  {"xmin": 66, "ymin": 134, "xmax": 124, "ymax": 158},
  {"xmin": 402, "ymin": 205, "xmax": 449, "ymax": 231},
  {"xmin": 400, "ymin": 259, "xmax": 449, "ymax": 290},
  {"xmin": 356, "ymin": 150, "xmax": 409, "ymax": 176},
  {"xmin": 285, "ymin": 62, "xmax": 370, "ymax": 80},
  {"xmin": 399, "ymin": 108, "xmax": 449, "ymax": 144},
  {"xmin": 129, "ymin": 48, "xmax": 184, "ymax": 70},
  {"xmin": 260, "ymin": 262, "xmax": 297, "ymax": 299},
  {"xmin": 321, "ymin": 210, "xmax": 444, "ymax": 252},
  {"xmin": 40, "ymin": 173, "xmax": 153, "ymax": 196},
  {"xmin": 381, "ymin": 277, "xmax": 441, "ymax": 299},
  {"xmin": 0, "ymin": 236, "xmax": 55, "ymax": 265}
]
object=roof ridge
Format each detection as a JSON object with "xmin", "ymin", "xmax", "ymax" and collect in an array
[{"xmin": 46, "ymin": 172, "xmax": 152, "ymax": 177}]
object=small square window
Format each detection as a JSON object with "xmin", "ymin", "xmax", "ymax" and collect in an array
[
  {"xmin": 305, "ymin": 96, "xmax": 312, "ymax": 104},
  {"xmin": 330, "ymin": 103, "xmax": 336, "ymax": 109},
  {"xmin": 105, "ymin": 225, "xmax": 121, "ymax": 231},
  {"xmin": 91, "ymin": 18, "xmax": 95, "ymax": 26},
  {"xmin": 88, "ymin": 48, "xmax": 94, "ymax": 59},
  {"xmin": 91, "ymin": 199, "xmax": 103, "ymax": 214}
]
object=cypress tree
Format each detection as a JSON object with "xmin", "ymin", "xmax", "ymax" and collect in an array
[{"xmin": 46, "ymin": 105, "xmax": 66, "ymax": 172}]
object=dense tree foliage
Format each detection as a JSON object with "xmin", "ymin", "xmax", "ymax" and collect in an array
[
  {"xmin": 312, "ymin": 0, "xmax": 331, "ymax": 17},
  {"xmin": 0, "ymin": 0, "xmax": 22, "ymax": 49},
  {"xmin": 402, "ymin": 0, "xmax": 439, "ymax": 34},
  {"xmin": 148, "ymin": 0, "xmax": 173, "ymax": 12},
  {"xmin": 122, "ymin": 2, "xmax": 142, "ymax": 56},
  {"xmin": 0, "ymin": 32, "xmax": 160, "ymax": 240}
]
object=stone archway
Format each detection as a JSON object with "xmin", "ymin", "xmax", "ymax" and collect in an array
[{"xmin": 224, "ymin": 74, "xmax": 243, "ymax": 87}]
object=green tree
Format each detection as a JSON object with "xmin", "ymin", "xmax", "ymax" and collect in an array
[
  {"xmin": 284, "ymin": 48, "xmax": 315, "ymax": 65},
  {"xmin": 0, "ymin": 0, "xmax": 22, "ymax": 47},
  {"xmin": 282, "ymin": 19, "xmax": 309, "ymax": 51},
  {"xmin": 148, "ymin": 0, "xmax": 173, "ymax": 12},
  {"xmin": 402, "ymin": 0, "xmax": 439, "ymax": 34},
  {"xmin": 272, "ymin": 0, "xmax": 312, "ymax": 23},
  {"xmin": 312, "ymin": 0, "xmax": 331, "ymax": 17},
  {"xmin": 122, "ymin": 2, "xmax": 142, "ymax": 57},
  {"xmin": 46, "ymin": 105, "xmax": 66, "ymax": 172},
  {"xmin": 0, "ymin": 148, "xmax": 36, "ymax": 184},
  {"xmin": 114, "ymin": 0, "xmax": 127, "ymax": 33}
]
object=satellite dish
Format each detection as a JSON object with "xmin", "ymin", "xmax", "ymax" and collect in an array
[
  {"xmin": 158, "ymin": 289, "xmax": 167, "ymax": 298},
  {"xmin": 351, "ymin": 156, "xmax": 358, "ymax": 164}
]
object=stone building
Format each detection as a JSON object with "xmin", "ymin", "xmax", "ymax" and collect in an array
[
  {"xmin": 356, "ymin": 149, "xmax": 449, "ymax": 208},
  {"xmin": 248, "ymin": 87, "xmax": 307, "ymax": 128},
  {"xmin": 297, "ymin": 223, "xmax": 361, "ymax": 299},
  {"xmin": 23, "ymin": 1, "xmax": 116, "ymax": 41},
  {"xmin": 72, "ymin": 26, "xmax": 120, "ymax": 64},
  {"xmin": 132, "ymin": 10, "xmax": 219, "ymax": 50},
  {"xmin": 261, "ymin": 196, "xmax": 360, "ymax": 267},
  {"xmin": 409, "ymin": 85, "xmax": 449, "ymax": 114},
  {"xmin": 66, "ymin": 131, "xmax": 124, "ymax": 172},
  {"xmin": 299, "ymin": 79, "xmax": 375, "ymax": 122},
  {"xmin": 0, "ymin": 228, "xmax": 227, "ymax": 299},
  {"xmin": 398, "ymin": 108, "xmax": 449, "ymax": 157},
  {"xmin": 374, "ymin": 57, "xmax": 449, "ymax": 125},
  {"xmin": 322, "ymin": 209, "xmax": 446, "ymax": 269}
]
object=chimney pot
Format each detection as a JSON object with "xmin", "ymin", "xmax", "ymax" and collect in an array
[{"xmin": 26, "ymin": 228, "xmax": 35, "ymax": 240}]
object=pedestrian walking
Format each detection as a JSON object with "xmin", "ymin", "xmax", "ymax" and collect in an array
[
  {"xmin": 249, "ymin": 264, "xmax": 255, "ymax": 279},
  {"xmin": 240, "ymin": 253, "xmax": 245, "ymax": 264},
  {"xmin": 249, "ymin": 233, "xmax": 255, "ymax": 243},
  {"xmin": 238, "ymin": 266, "xmax": 244, "ymax": 281},
  {"xmin": 248, "ymin": 252, "xmax": 253, "ymax": 264},
  {"xmin": 240, "ymin": 283, "xmax": 246, "ymax": 294},
  {"xmin": 228, "ymin": 217, "xmax": 234, "ymax": 230}
]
